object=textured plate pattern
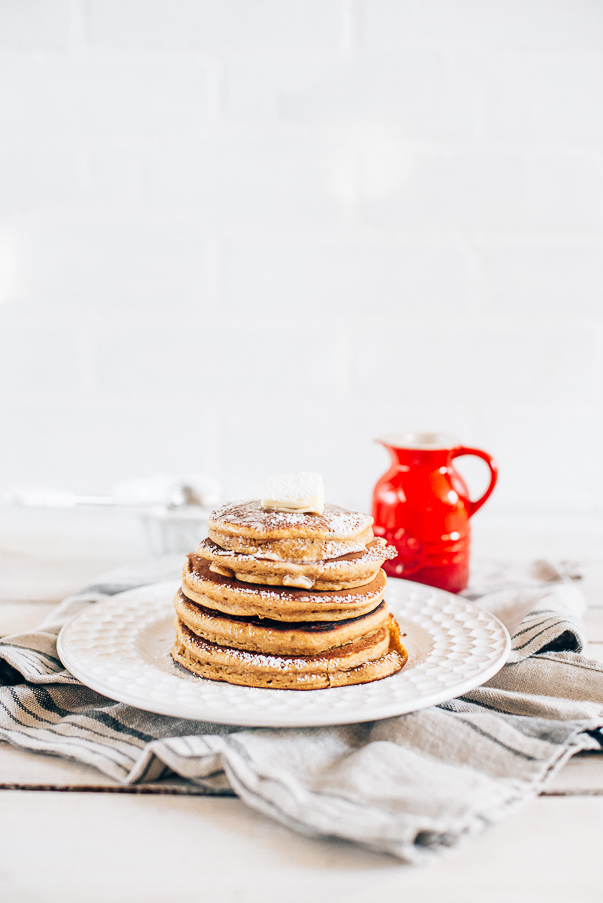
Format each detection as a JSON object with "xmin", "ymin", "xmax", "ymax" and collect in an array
[{"xmin": 57, "ymin": 579, "xmax": 510, "ymax": 727}]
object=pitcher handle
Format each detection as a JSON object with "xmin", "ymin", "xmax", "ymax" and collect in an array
[{"xmin": 450, "ymin": 446, "xmax": 498, "ymax": 516}]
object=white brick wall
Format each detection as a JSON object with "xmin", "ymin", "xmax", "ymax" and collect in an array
[
  {"xmin": 0, "ymin": 0, "xmax": 602, "ymax": 518},
  {"xmin": 222, "ymin": 240, "xmax": 476, "ymax": 317},
  {"xmin": 480, "ymin": 239, "xmax": 603, "ymax": 316},
  {"xmin": 0, "ymin": 1, "xmax": 71, "ymax": 48},
  {"xmin": 86, "ymin": 0, "xmax": 343, "ymax": 50}
]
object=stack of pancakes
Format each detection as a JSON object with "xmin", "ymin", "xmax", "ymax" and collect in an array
[{"xmin": 172, "ymin": 500, "xmax": 408, "ymax": 689}]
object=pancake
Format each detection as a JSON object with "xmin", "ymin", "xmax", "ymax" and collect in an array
[
  {"xmin": 171, "ymin": 615, "xmax": 408, "ymax": 690},
  {"xmin": 175, "ymin": 589, "xmax": 391, "ymax": 655},
  {"xmin": 209, "ymin": 500, "xmax": 373, "ymax": 542},
  {"xmin": 207, "ymin": 525, "xmax": 374, "ymax": 562},
  {"xmin": 183, "ymin": 554, "xmax": 388, "ymax": 620},
  {"xmin": 195, "ymin": 538, "xmax": 396, "ymax": 591}
]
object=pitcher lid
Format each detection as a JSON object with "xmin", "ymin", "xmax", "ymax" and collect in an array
[{"xmin": 377, "ymin": 431, "xmax": 460, "ymax": 450}]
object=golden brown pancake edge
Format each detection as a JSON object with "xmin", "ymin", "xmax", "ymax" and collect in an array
[
  {"xmin": 171, "ymin": 615, "xmax": 408, "ymax": 690},
  {"xmin": 174, "ymin": 589, "xmax": 391, "ymax": 655}
]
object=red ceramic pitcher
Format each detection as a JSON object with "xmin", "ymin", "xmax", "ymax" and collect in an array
[{"xmin": 372, "ymin": 432, "xmax": 498, "ymax": 594}]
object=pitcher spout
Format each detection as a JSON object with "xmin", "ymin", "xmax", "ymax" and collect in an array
[{"xmin": 376, "ymin": 432, "xmax": 459, "ymax": 467}]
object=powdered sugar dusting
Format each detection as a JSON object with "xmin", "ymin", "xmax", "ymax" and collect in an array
[
  {"xmin": 186, "ymin": 551, "xmax": 386, "ymax": 604},
  {"xmin": 179, "ymin": 620, "xmax": 386, "ymax": 671},
  {"xmin": 197, "ymin": 537, "xmax": 395, "ymax": 572},
  {"xmin": 209, "ymin": 500, "xmax": 371, "ymax": 538}
]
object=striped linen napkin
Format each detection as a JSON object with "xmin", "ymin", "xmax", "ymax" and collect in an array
[{"xmin": 0, "ymin": 557, "xmax": 602, "ymax": 864}]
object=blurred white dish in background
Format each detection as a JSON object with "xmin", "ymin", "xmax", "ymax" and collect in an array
[
  {"xmin": 110, "ymin": 473, "xmax": 221, "ymax": 509},
  {"xmin": 6, "ymin": 473, "xmax": 221, "ymax": 510},
  {"xmin": 112, "ymin": 474, "xmax": 221, "ymax": 556},
  {"xmin": 6, "ymin": 473, "xmax": 222, "ymax": 557},
  {"xmin": 135, "ymin": 505, "xmax": 212, "ymax": 557}
]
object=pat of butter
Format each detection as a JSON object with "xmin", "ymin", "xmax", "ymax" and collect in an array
[{"xmin": 261, "ymin": 472, "xmax": 325, "ymax": 515}]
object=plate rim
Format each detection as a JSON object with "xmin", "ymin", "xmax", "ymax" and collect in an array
[{"xmin": 57, "ymin": 578, "xmax": 511, "ymax": 727}]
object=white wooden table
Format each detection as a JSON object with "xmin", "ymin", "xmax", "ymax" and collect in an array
[{"xmin": 1, "ymin": 510, "xmax": 603, "ymax": 902}]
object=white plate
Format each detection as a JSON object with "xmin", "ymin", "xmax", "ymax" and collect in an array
[{"xmin": 57, "ymin": 578, "xmax": 510, "ymax": 728}]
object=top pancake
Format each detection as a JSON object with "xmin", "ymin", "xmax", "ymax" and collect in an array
[{"xmin": 209, "ymin": 500, "xmax": 373, "ymax": 542}]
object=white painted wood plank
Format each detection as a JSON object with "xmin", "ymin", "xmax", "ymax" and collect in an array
[
  {"xmin": 0, "ymin": 793, "xmax": 601, "ymax": 903},
  {"xmin": 584, "ymin": 642, "xmax": 603, "ymax": 664},
  {"xmin": 578, "ymin": 561, "xmax": 603, "ymax": 609},
  {"xmin": 0, "ymin": 743, "xmax": 208, "ymax": 793},
  {"xmin": 0, "ymin": 601, "xmax": 57, "ymax": 637},
  {"xmin": 545, "ymin": 754, "xmax": 603, "ymax": 794},
  {"xmin": 0, "ymin": 741, "xmax": 121, "ymax": 787},
  {"xmin": 0, "ymin": 509, "xmax": 146, "ymax": 603},
  {"xmin": 0, "ymin": 551, "xmax": 137, "ymax": 604},
  {"xmin": 584, "ymin": 610, "xmax": 603, "ymax": 642}
]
